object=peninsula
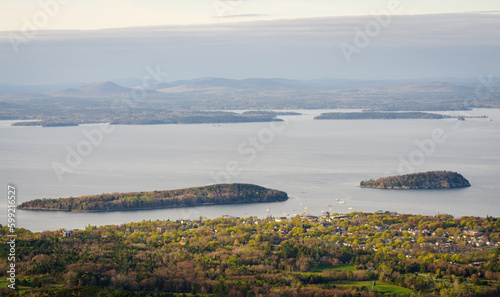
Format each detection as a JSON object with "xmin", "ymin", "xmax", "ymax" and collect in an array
[
  {"xmin": 17, "ymin": 184, "xmax": 288, "ymax": 212},
  {"xmin": 360, "ymin": 171, "xmax": 471, "ymax": 189}
]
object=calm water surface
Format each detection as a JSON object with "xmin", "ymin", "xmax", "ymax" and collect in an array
[{"xmin": 0, "ymin": 109, "xmax": 499, "ymax": 231}]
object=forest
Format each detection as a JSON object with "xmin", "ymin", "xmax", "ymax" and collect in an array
[
  {"xmin": 360, "ymin": 171, "xmax": 471, "ymax": 189},
  {"xmin": 17, "ymin": 184, "xmax": 288, "ymax": 212},
  {"xmin": 1, "ymin": 212, "xmax": 500, "ymax": 296}
]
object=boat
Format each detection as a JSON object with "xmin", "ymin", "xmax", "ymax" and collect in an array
[{"xmin": 339, "ymin": 201, "xmax": 345, "ymax": 204}]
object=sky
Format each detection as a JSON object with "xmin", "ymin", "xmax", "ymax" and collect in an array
[
  {"xmin": 0, "ymin": 1, "xmax": 499, "ymax": 84},
  {"xmin": 1, "ymin": 0, "xmax": 499, "ymax": 30}
]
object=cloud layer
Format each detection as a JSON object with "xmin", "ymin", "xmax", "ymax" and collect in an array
[{"xmin": 1, "ymin": 13, "xmax": 499, "ymax": 84}]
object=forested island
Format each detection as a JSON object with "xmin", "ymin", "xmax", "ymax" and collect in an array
[
  {"xmin": 17, "ymin": 184, "xmax": 288, "ymax": 212},
  {"xmin": 315, "ymin": 112, "xmax": 450, "ymax": 120},
  {"xmin": 111, "ymin": 111, "xmax": 283, "ymax": 125},
  {"xmin": 11, "ymin": 111, "xmax": 283, "ymax": 127},
  {"xmin": 12, "ymin": 121, "xmax": 79, "ymax": 127},
  {"xmin": 360, "ymin": 171, "xmax": 471, "ymax": 189},
  {"xmin": 2, "ymin": 212, "xmax": 500, "ymax": 296}
]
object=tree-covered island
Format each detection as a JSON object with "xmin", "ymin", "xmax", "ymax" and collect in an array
[
  {"xmin": 17, "ymin": 184, "xmax": 288, "ymax": 212},
  {"xmin": 360, "ymin": 171, "xmax": 471, "ymax": 189},
  {"xmin": 11, "ymin": 110, "xmax": 283, "ymax": 127}
]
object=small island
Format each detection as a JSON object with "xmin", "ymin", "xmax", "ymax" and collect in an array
[
  {"xmin": 18, "ymin": 183, "xmax": 288, "ymax": 212},
  {"xmin": 360, "ymin": 171, "xmax": 471, "ymax": 189}
]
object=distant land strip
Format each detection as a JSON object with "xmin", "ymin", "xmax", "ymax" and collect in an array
[
  {"xmin": 17, "ymin": 184, "xmax": 289, "ymax": 212},
  {"xmin": 314, "ymin": 111, "xmax": 487, "ymax": 120},
  {"xmin": 11, "ymin": 111, "xmax": 283, "ymax": 127}
]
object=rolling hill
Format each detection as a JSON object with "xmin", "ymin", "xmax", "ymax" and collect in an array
[{"xmin": 45, "ymin": 81, "xmax": 134, "ymax": 98}]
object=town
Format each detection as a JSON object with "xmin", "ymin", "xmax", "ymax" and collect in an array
[{"xmin": 3, "ymin": 211, "xmax": 500, "ymax": 296}]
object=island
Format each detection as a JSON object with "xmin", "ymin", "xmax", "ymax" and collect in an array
[
  {"xmin": 360, "ymin": 171, "xmax": 471, "ymax": 189},
  {"xmin": 12, "ymin": 121, "xmax": 79, "ymax": 127},
  {"xmin": 11, "ymin": 110, "xmax": 283, "ymax": 127},
  {"xmin": 315, "ymin": 111, "xmax": 449, "ymax": 120},
  {"xmin": 110, "ymin": 111, "xmax": 284, "ymax": 125},
  {"xmin": 17, "ymin": 183, "xmax": 288, "ymax": 212}
]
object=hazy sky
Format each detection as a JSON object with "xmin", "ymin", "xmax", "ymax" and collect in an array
[
  {"xmin": 0, "ymin": 2, "xmax": 499, "ymax": 84},
  {"xmin": 2, "ymin": 0, "xmax": 499, "ymax": 30}
]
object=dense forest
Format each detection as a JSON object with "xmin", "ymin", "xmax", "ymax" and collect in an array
[
  {"xmin": 360, "ymin": 171, "xmax": 471, "ymax": 189},
  {"xmin": 314, "ymin": 112, "xmax": 450, "ymax": 120},
  {"xmin": 17, "ymin": 184, "xmax": 288, "ymax": 212},
  {"xmin": 2, "ymin": 212, "xmax": 500, "ymax": 296}
]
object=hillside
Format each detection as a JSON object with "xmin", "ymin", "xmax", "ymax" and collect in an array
[
  {"xmin": 18, "ymin": 184, "xmax": 288, "ymax": 212},
  {"xmin": 2, "ymin": 212, "xmax": 500, "ymax": 296},
  {"xmin": 360, "ymin": 171, "xmax": 471, "ymax": 189}
]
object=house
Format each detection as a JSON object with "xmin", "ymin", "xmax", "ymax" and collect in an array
[
  {"xmin": 61, "ymin": 230, "xmax": 71, "ymax": 238},
  {"xmin": 464, "ymin": 230, "xmax": 482, "ymax": 236}
]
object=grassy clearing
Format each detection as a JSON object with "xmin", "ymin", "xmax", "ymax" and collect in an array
[
  {"xmin": 335, "ymin": 280, "xmax": 413, "ymax": 295},
  {"xmin": 374, "ymin": 282, "xmax": 414, "ymax": 295},
  {"xmin": 334, "ymin": 280, "xmax": 373, "ymax": 288},
  {"xmin": 0, "ymin": 279, "xmax": 29, "ymax": 292}
]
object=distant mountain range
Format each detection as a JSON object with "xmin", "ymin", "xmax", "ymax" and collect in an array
[
  {"xmin": 45, "ymin": 81, "xmax": 134, "ymax": 98},
  {"xmin": 0, "ymin": 77, "xmax": 498, "ymax": 99},
  {"xmin": 154, "ymin": 77, "xmax": 313, "ymax": 92}
]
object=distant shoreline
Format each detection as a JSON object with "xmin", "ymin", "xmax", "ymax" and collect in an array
[{"xmin": 315, "ymin": 111, "xmax": 488, "ymax": 120}]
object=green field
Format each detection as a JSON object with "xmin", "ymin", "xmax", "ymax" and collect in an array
[
  {"xmin": 374, "ymin": 282, "xmax": 414, "ymax": 295},
  {"xmin": 336, "ymin": 280, "xmax": 413, "ymax": 295},
  {"xmin": 0, "ymin": 279, "xmax": 29, "ymax": 292}
]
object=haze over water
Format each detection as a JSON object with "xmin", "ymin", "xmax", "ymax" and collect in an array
[{"xmin": 1, "ymin": 109, "xmax": 499, "ymax": 232}]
